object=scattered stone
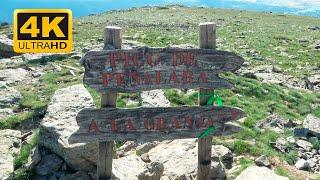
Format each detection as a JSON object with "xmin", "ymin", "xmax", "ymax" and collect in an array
[
  {"xmin": 300, "ymin": 77, "xmax": 314, "ymax": 91},
  {"xmin": 0, "ymin": 84, "xmax": 22, "ymax": 107},
  {"xmin": 0, "ymin": 108, "xmax": 14, "ymax": 119},
  {"xmin": 137, "ymin": 162, "xmax": 164, "ymax": 180},
  {"xmin": 69, "ymin": 70, "xmax": 76, "ymax": 76},
  {"xmin": 295, "ymin": 159, "xmax": 309, "ymax": 170},
  {"xmin": 255, "ymin": 155, "xmax": 270, "ymax": 167},
  {"xmin": 235, "ymin": 166, "xmax": 289, "ymax": 180},
  {"xmin": 51, "ymin": 63, "xmax": 62, "ymax": 72},
  {"xmin": 141, "ymin": 90, "xmax": 171, "ymax": 107},
  {"xmin": 112, "ymin": 155, "xmax": 145, "ymax": 179},
  {"xmin": 117, "ymin": 150, "xmax": 125, "ymax": 158},
  {"xmin": 118, "ymin": 141, "xmax": 137, "ymax": 153},
  {"xmin": 0, "ymin": 34, "xmax": 18, "ymax": 58},
  {"xmin": 0, "ymin": 68, "xmax": 30, "ymax": 85},
  {"xmin": 70, "ymin": 54, "xmax": 82, "ymax": 60},
  {"xmin": 141, "ymin": 153, "xmax": 151, "ymax": 163},
  {"xmin": 148, "ymin": 139, "xmax": 226, "ymax": 179},
  {"xmin": 32, "ymin": 71, "xmax": 44, "ymax": 78},
  {"xmin": 26, "ymin": 145, "xmax": 42, "ymax": 169},
  {"xmin": 22, "ymin": 53, "xmax": 72, "ymax": 61},
  {"xmin": 307, "ymin": 159, "xmax": 316, "ymax": 168},
  {"xmin": 256, "ymin": 114, "xmax": 295, "ymax": 133},
  {"xmin": 0, "ymin": 129, "xmax": 21, "ymax": 180},
  {"xmin": 296, "ymin": 139, "xmax": 313, "ymax": 151},
  {"xmin": 136, "ymin": 142, "xmax": 159, "ymax": 154},
  {"xmin": 273, "ymin": 137, "xmax": 288, "ymax": 152},
  {"xmin": 213, "ymin": 145, "xmax": 233, "ymax": 169},
  {"xmin": 40, "ymin": 84, "xmax": 97, "ymax": 172},
  {"xmin": 308, "ymin": 26, "xmax": 320, "ymax": 30},
  {"xmin": 286, "ymin": 136, "xmax": 296, "ymax": 144},
  {"xmin": 303, "ymin": 114, "xmax": 320, "ymax": 138},
  {"xmin": 35, "ymin": 154, "xmax": 63, "ymax": 175}
]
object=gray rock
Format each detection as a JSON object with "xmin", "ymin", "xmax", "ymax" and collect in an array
[
  {"xmin": 40, "ymin": 84, "xmax": 97, "ymax": 172},
  {"xmin": 118, "ymin": 141, "xmax": 137, "ymax": 153},
  {"xmin": 0, "ymin": 108, "xmax": 14, "ymax": 119},
  {"xmin": 307, "ymin": 159, "xmax": 316, "ymax": 168},
  {"xmin": 26, "ymin": 145, "xmax": 42, "ymax": 169},
  {"xmin": 59, "ymin": 171, "xmax": 91, "ymax": 180},
  {"xmin": 256, "ymin": 114, "xmax": 295, "ymax": 132},
  {"xmin": 296, "ymin": 139, "xmax": 313, "ymax": 152},
  {"xmin": 303, "ymin": 114, "xmax": 320, "ymax": 137},
  {"xmin": 136, "ymin": 142, "xmax": 159, "ymax": 154},
  {"xmin": 141, "ymin": 90, "xmax": 171, "ymax": 107},
  {"xmin": 235, "ymin": 166, "xmax": 289, "ymax": 180},
  {"xmin": 300, "ymin": 77, "xmax": 314, "ymax": 91},
  {"xmin": 35, "ymin": 154, "xmax": 63, "ymax": 175},
  {"xmin": 0, "ymin": 84, "xmax": 22, "ymax": 107},
  {"xmin": 22, "ymin": 53, "xmax": 72, "ymax": 61},
  {"xmin": 0, "ymin": 34, "xmax": 18, "ymax": 58},
  {"xmin": 0, "ymin": 68, "xmax": 30, "ymax": 85},
  {"xmin": 137, "ymin": 162, "xmax": 164, "ymax": 180},
  {"xmin": 141, "ymin": 153, "xmax": 151, "ymax": 163},
  {"xmin": 273, "ymin": 137, "xmax": 288, "ymax": 152},
  {"xmin": 0, "ymin": 129, "xmax": 21, "ymax": 179},
  {"xmin": 213, "ymin": 145, "xmax": 233, "ymax": 169},
  {"xmin": 112, "ymin": 155, "xmax": 145, "ymax": 179},
  {"xmin": 148, "ymin": 139, "xmax": 226, "ymax": 179},
  {"xmin": 295, "ymin": 159, "xmax": 309, "ymax": 170},
  {"xmin": 255, "ymin": 155, "xmax": 270, "ymax": 167},
  {"xmin": 32, "ymin": 71, "xmax": 44, "ymax": 78},
  {"xmin": 308, "ymin": 26, "xmax": 320, "ymax": 30},
  {"xmin": 71, "ymin": 54, "xmax": 82, "ymax": 60}
]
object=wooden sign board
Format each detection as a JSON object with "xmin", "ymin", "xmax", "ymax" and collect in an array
[
  {"xmin": 69, "ymin": 106, "xmax": 245, "ymax": 143},
  {"xmin": 82, "ymin": 47, "xmax": 244, "ymax": 93}
]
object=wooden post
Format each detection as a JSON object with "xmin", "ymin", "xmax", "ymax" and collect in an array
[
  {"xmin": 98, "ymin": 26, "xmax": 122, "ymax": 180},
  {"xmin": 197, "ymin": 22, "xmax": 216, "ymax": 180}
]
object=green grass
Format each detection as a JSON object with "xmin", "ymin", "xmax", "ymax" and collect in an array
[
  {"xmin": 136, "ymin": 149, "xmax": 143, "ymax": 156},
  {"xmin": 309, "ymin": 137, "xmax": 320, "ymax": 150},
  {"xmin": 19, "ymin": 91, "xmax": 46, "ymax": 110},
  {"xmin": 275, "ymin": 166, "xmax": 290, "ymax": 178},
  {"xmin": 164, "ymin": 89, "xmax": 198, "ymax": 106},
  {"xmin": 233, "ymin": 157, "xmax": 254, "ymax": 177},
  {"xmin": 14, "ymin": 129, "xmax": 40, "ymax": 169},
  {"xmin": 0, "ymin": 112, "xmax": 35, "ymax": 129}
]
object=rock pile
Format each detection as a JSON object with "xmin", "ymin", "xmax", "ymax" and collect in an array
[{"xmin": 0, "ymin": 130, "xmax": 21, "ymax": 179}]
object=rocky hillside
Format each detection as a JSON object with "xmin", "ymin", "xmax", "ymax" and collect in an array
[{"xmin": 0, "ymin": 5, "xmax": 320, "ymax": 180}]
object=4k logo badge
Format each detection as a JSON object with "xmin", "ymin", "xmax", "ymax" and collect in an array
[{"xmin": 14, "ymin": 9, "xmax": 72, "ymax": 53}]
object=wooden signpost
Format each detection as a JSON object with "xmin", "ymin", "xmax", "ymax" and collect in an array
[
  {"xmin": 73, "ymin": 23, "xmax": 245, "ymax": 180},
  {"xmin": 82, "ymin": 47, "xmax": 243, "ymax": 93}
]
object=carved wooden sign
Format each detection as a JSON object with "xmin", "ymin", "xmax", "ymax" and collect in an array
[
  {"xmin": 82, "ymin": 47, "xmax": 244, "ymax": 93},
  {"xmin": 70, "ymin": 106, "xmax": 245, "ymax": 143}
]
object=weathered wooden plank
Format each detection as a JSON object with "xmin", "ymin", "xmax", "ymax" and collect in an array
[
  {"xmin": 198, "ymin": 22, "xmax": 216, "ymax": 180},
  {"xmin": 69, "ymin": 106, "xmax": 245, "ymax": 143},
  {"xmin": 82, "ymin": 47, "xmax": 244, "ymax": 93},
  {"xmin": 98, "ymin": 26, "xmax": 121, "ymax": 180}
]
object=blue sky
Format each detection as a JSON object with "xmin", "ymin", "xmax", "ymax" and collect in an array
[{"xmin": 5, "ymin": 0, "xmax": 320, "ymax": 9}]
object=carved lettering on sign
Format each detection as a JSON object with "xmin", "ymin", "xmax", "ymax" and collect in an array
[
  {"xmin": 70, "ymin": 106, "xmax": 245, "ymax": 142},
  {"xmin": 82, "ymin": 47, "xmax": 244, "ymax": 93}
]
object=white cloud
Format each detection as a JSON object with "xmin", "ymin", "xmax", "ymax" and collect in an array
[
  {"xmin": 231, "ymin": 0, "xmax": 320, "ymax": 8},
  {"xmin": 261, "ymin": 0, "xmax": 320, "ymax": 8}
]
